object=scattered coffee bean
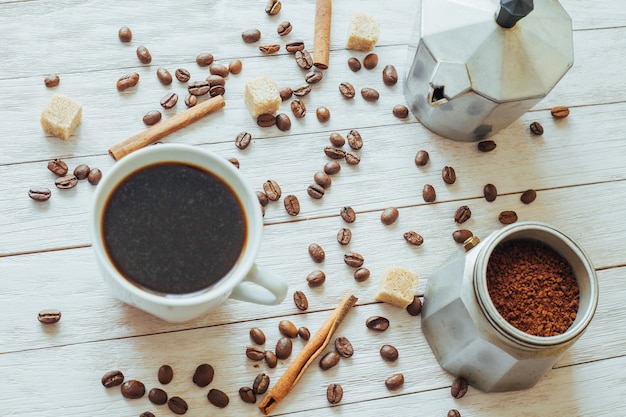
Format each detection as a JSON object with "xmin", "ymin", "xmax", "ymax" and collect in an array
[
  {"xmin": 184, "ymin": 94, "xmax": 197, "ymax": 107},
  {"xmin": 279, "ymin": 320, "xmax": 298, "ymax": 338},
  {"xmin": 406, "ymin": 296, "xmax": 423, "ymax": 316},
  {"xmin": 329, "ymin": 132, "xmax": 345, "ymax": 147},
  {"xmin": 298, "ymin": 326, "xmax": 310, "ymax": 340},
  {"xmin": 295, "ymin": 50, "xmax": 314, "ymax": 69},
  {"xmin": 118, "ymin": 26, "xmax": 132, "ymax": 42},
  {"xmin": 192, "ymin": 363, "xmax": 215, "ymax": 387},
  {"xmin": 149, "ymin": 388, "xmax": 168, "ymax": 405},
  {"xmin": 381, "ymin": 207, "xmax": 399, "ymax": 225},
  {"xmin": 348, "ymin": 57, "xmax": 361, "ymax": 72},
  {"xmin": 453, "ymin": 229, "xmax": 473, "ymax": 244},
  {"xmin": 306, "ymin": 270, "xmax": 326, "ymax": 287},
  {"xmin": 414, "ymin": 150, "xmax": 429, "ymax": 166},
  {"xmin": 344, "ymin": 252, "xmax": 364, "ymax": 267},
  {"xmin": 235, "ymin": 131, "xmax": 252, "ymax": 150},
  {"xmin": 209, "ymin": 84, "xmax": 225, "ymax": 97},
  {"xmin": 345, "ymin": 151, "xmax": 361, "ymax": 165},
  {"xmin": 47, "ymin": 159, "xmax": 68, "ymax": 176},
  {"xmin": 454, "ymin": 205, "xmax": 472, "ymax": 224},
  {"xmin": 393, "ymin": 105, "xmax": 409, "ymax": 118},
  {"xmin": 363, "ymin": 53, "xmax": 378, "ymax": 69},
  {"xmin": 551, "ymin": 105, "xmax": 570, "ymax": 118},
  {"xmin": 499, "ymin": 210, "xmax": 518, "ymax": 224},
  {"xmin": 530, "ymin": 121, "xmax": 544, "ymax": 135},
  {"xmin": 339, "ymin": 82, "xmax": 356, "ymax": 99},
  {"xmin": 246, "ymin": 346, "xmax": 266, "ymax": 361},
  {"xmin": 361, "ymin": 87, "xmax": 380, "ymax": 101},
  {"xmin": 175, "ymin": 68, "xmax": 191, "ymax": 82},
  {"xmin": 158, "ymin": 365, "xmax": 174, "ymax": 384},
  {"xmin": 73, "ymin": 164, "xmax": 90, "ymax": 180},
  {"xmin": 249, "ymin": 327, "xmax": 266, "ymax": 345},
  {"xmin": 143, "ymin": 110, "xmax": 162, "ymax": 126},
  {"xmin": 442, "ymin": 166, "xmax": 457, "ymax": 184},
  {"xmin": 483, "ymin": 183, "xmax": 497, "ymax": 202},
  {"xmin": 422, "ymin": 184, "xmax": 436, "ymax": 203},
  {"xmin": 285, "ymin": 40, "xmax": 305, "ymax": 53},
  {"xmin": 354, "ymin": 267, "xmax": 370, "ymax": 282},
  {"xmin": 319, "ymin": 351, "xmax": 341, "ymax": 370},
  {"xmin": 265, "ymin": 0, "xmax": 281, "ymax": 15},
  {"xmin": 293, "ymin": 83, "xmax": 312, "ymax": 97},
  {"xmin": 340, "ymin": 206, "xmax": 356, "ymax": 223},
  {"xmin": 448, "ymin": 409, "xmax": 462, "ymax": 417},
  {"xmin": 263, "ymin": 179, "xmax": 281, "ymax": 201},
  {"xmin": 327, "ymin": 383, "xmax": 343, "ymax": 404},
  {"xmin": 334, "ymin": 336, "xmax": 354, "ymax": 358},
  {"xmin": 308, "ymin": 243, "xmax": 325, "ymax": 263},
  {"xmin": 160, "ymin": 92, "xmax": 178, "ymax": 109},
  {"xmin": 156, "ymin": 67, "xmax": 172, "ymax": 85},
  {"xmin": 196, "ymin": 52, "xmax": 214, "ymax": 67},
  {"xmin": 228, "ymin": 59, "xmax": 242, "ymax": 75},
  {"xmin": 478, "ymin": 140, "xmax": 497, "ymax": 152},
  {"xmin": 116, "ymin": 72, "xmax": 140, "ymax": 91},
  {"xmin": 136, "ymin": 46, "xmax": 152, "ymax": 64},
  {"xmin": 239, "ymin": 387, "xmax": 256, "ymax": 404},
  {"xmin": 385, "ymin": 373, "xmax": 404, "ymax": 390},
  {"xmin": 242, "ymin": 29, "xmax": 261, "ymax": 43},
  {"xmin": 324, "ymin": 160, "xmax": 341, "ymax": 175},
  {"xmin": 347, "ymin": 129, "xmax": 363, "ymax": 150},
  {"xmin": 256, "ymin": 192, "xmax": 270, "ymax": 208},
  {"xmin": 277, "ymin": 20, "xmax": 293, "ymax": 36},
  {"xmin": 325, "ymin": 146, "xmax": 346, "ymax": 159},
  {"xmin": 207, "ymin": 388, "xmax": 229, "ymax": 408},
  {"xmin": 336, "ymin": 228, "xmax": 352, "ymax": 245},
  {"xmin": 140, "ymin": 411, "xmax": 155, "ymax": 417},
  {"xmin": 121, "ymin": 380, "xmax": 146, "ymax": 399},
  {"xmin": 380, "ymin": 344, "xmax": 399, "ymax": 362},
  {"xmin": 87, "ymin": 168, "xmax": 102, "ymax": 185},
  {"xmin": 265, "ymin": 350, "xmax": 278, "ymax": 368},
  {"xmin": 276, "ymin": 337, "xmax": 293, "ymax": 360},
  {"xmin": 44, "ymin": 74, "xmax": 60, "ymax": 88},
  {"xmin": 101, "ymin": 370, "xmax": 124, "ymax": 388},
  {"xmin": 305, "ymin": 69, "xmax": 323, "ymax": 84},
  {"xmin": 253, "ymin": 373, "xmax": 270, "ymax": 395},
  {"xmin": 55, "ymin": 175, "xmax": 78, "ymax": 189},
  {"xmin": 307, "ymin": 183, "xmax": 325, "ymax": 199},
  {"xmin": 404, "ymin": 231, "xmax": 424, "ymax": 246},
  {"xmin": 209, "ymin": 63, "xmax": 229, "ymax": 78},
  {"xmin": 382, "ymin": 65, "xmax": 398, "ymax": 86},
  {"xmin": 188, "ymin": 80, "xmax": 210, "ymax": 96},
  {"xmin": 293, "ymin": 290, "xmax": 308, "ymax": 311},
  {"xmin": 279, "ymin": 87, "xmax": 293, "ymax": 101},
  {"xmin": 316, "ymin": 106, "xmax": 331, "ymax": 122},
  {"xmin": 276, "ymin": 113, "xmax": 291, "ymax": 131},
  {"xmin": 290, "ymin": 99, "xmax": 306, "ymax": 118},
  {"xmin": 521, "ymin": 189, "xmax": 537, "ymax": 204},
  {"xmin": 314, "ymin": 171, "xmax": 332, "ymax": 188},
  {"xmin": 259, "ymin": 43, "xmax": 280, "ymax": 54},
  {"xmin": 257, "ymin": 113, "xmax": 276, "ymax": 127},
  {"xmin": 168, "ymin": 396, "xmax": 188, "ymax": 415},
  {"xmin": 29, "ymin": 187, "xmax": 52, "ymax": 201},
  {"xmin": 451, "ymin": 376, "xmax": 468, "ymax": 398}
]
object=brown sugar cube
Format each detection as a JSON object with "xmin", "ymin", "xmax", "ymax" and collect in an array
[
  {"xmin": 244, "ymin": 76, "xmax": 281, "ymax": 119},
  {"xmin": 346, "ymin": 12, "xmax": 380, "ymax": 52},
  {"xmin": 375, "ymin": 266, "xmax": 419, "ymax": 308},
  {"xmin": 40, "ymin": 94, "xmax": 83, "ymax": 140}
]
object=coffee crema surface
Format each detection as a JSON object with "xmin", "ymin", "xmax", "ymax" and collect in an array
[{"xmin": 102, "ymin": 162, "xmax": 247, "ymax": 295}]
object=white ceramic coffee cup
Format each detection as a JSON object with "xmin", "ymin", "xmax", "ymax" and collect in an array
[{"xmin": 90, "ymin": 144, "xmax": 287, "ymax": 322}]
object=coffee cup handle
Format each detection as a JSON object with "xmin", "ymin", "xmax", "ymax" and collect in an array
[{"xmin": 230, "ymin": 264, "xmax": 288, "ymax": 305}]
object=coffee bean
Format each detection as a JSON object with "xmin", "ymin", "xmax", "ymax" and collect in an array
[
  {"xmin": 295, "ymin": 50, "xmax": 314, "ymax": 69},
  {"xmin": 340, "ymin": 206, "xmax": 356, "ymax": 223},
  {"xmin": 414, "ymin": 150, "xmax": 429, "ymax": 166},
  {"xmin": 339, "ymin": 82, "xmax": 356, "ymax": 99},
  {"xmin": 329, "ymin": 132, "xmax": 345, "ymax": 147},
  {"xmin": 143, "ymin": 110, "xmax": 162, "ymax": 126},
  {"xmin": 337, "ymin": 228, "xmax": 352, "ymax": 245},
  {"xmin": 140, "ymin": 411, "xmax": 155, "ymax": 417},
  {"xmin": 235, "ymin": 131, "xmax": 252, "ymax": 150},
  {"xmin": 279, "ymin": 87, "xmax": 293, "ymax": 101},
  {"xmin": 325, "ymin": 146, "xmax": 346, "ymax": 159},
  {"xmin": 385, "ymin": 373, "xmax": 404, "ymax": 390},
  {"xmin": 393, "ymin": 105, "xmax": 409, "ymax": 118},
  {"xmin": 175, "ymin": 68, "xmax": 191, "ymax": 82},
  {"xmin": 263, "ymin": 179, "xmax": 282, "ymax": 201},
  {"xmin": 382, "ymin": 65, "xmax": 398, "ymax": 86},
  {"xmin": 149, "ymin": 388, "xmax": 168, "ymax": 405},
  {"xmin": 381, "ymin": 207, "xmax": 399, "ymax": 225},
  {"xmin": 293, "ymin": 83, "xmax": 312, "ymax": 97},
  {"xmin": 347, "ymin": 129, "xmax": 363, "ymax": 150},
  {"xmin": 406, "ymin": 296, "xmax": 422, "ymax": 316},
  {"xmin": 451, "ymin": 376, "xmax": 468, "ymax": 398},
  {"xmin": 158, "ymin": 365, "xmax": 174, "ymax": 384},
  {"xmin": 324, "ymin": 161, "xmax": 341, "ymax": 175},
  {"xmin": 136, "ymin": 46, "xmax": 152, "ymax": 64},
  {"xmin": 348, "ymin": 57, "xmax": 361, "ymax": 72},
  {"xmin": 319, "ymin": 351, "xmax": 340, "ymax": 370},
  {"xmin": 306, "ymin": 270, "xmax": 326, "ymax": 287},
  {"xmin": 422, "ymin": 184, "xmax": 436, "ymax": 202},
  {"xmin": 188, "ymin": 80, "xmax": 210, "ymax": 96},
  {"xmin": 380, "ymin": 344, "xmax": 399, "ymax": 362},
  {"xmin": 452, "ymin": 229, "xmax": 473, "ymax": 244},
  {"xmin": 308, "ymin": 243, "xmax": 326, "ymax": 263},
  {"xmin": 47, "ymin": 159, "xmax": 68, "ymax": 176},
  {"xmin": 354, "ymin": 267, "xmax": 370, "ymax": 282},
  {"xmin": 442, "ymin": 166, "xmax": 457, "ymax": 184},
  {"xmin": 73, "ymin": 164, "xmax": 90, "ymax": 180},
  {"xmin": 312, "ymin": 171, "xmax": 331, "ymax": 190},
  {"xmin": 242, "ymin": 29, "xmax": 261, "ymax": 43},
  {"xmin": 196, "ymin": 52, "xmax": 214, "ymax": 67},
  {"xmin": 184, "ymin": 94, "xmax": 197, "ymax": 107},
  {"xmin": 168, "ymin": 396, "xmax": 188, "ymax": 415},
  {"xmin": 160, "ymin": 92, "xmax": 178, "ymax": 109},
  {"xmin": 345, "ymin": 152, "xmax": 362, "ymax": 165},
  {"xmin": 55, "ymin": 175, "xmax": 78, "ymax": 189},
  {"xmin": 101, "ymin": 370, "xmax": 124, "ymax": 388},
  {"xmin": 118, "ymin": 26, "xmax": 132, "ymax": 42},
  {"xmin": 246, "ymin": 346, "xmax": 266, "ymax": 361},
  {"xmin": 265, "ymin": 0, "xmax": 281, "ymax": 15},
  {"xmin": 209, "ymin": 85, "xmax": 226, "ymax": 97},
  {"xmin": 361, "ymin": 87, "xmax": 380, "ymax": 101},
  {"xmin": 276, "ymin": 337, "xmax": 293, "ymax": 360},
  {"xmin": 209, "ymin": 63, "xmax": 229, "ymax": 78},
  {"xmin": 156, "ymin": 67, "xmax": 172, "ymax": 85},
  {"xmin": 404, "ymin": 231, "xmax": 424, "ymax": 246},
  {"xmin": 363, "ymin": 53, "xmax": 378, "ymax": 69},
  {"xmin": 257, "ymin": 113, "xmax": 276, "ymax": 127},
  {"xmin": 228, "ymin": 59, "xmax": 242, "ymax": 75},
  {"xmin": 316, "ymin": 106, "xmax": 331, "ymax": 122},
  {"xmin": 499, "ymin": 210, "xmax": 518, "ymax": 224},
  {"xmin": 277, "ymin": 21, "xmax": 293, "ymax": 36},
  {"xmin": 367, "ymin": 316, "xmax": 390, "ymax": 332},
  {"xmin": 264, "ymin": 350, "xmax": 278, "ymax": 368},
  {"xmin": 454, "ymin": 205, "xmax": 472, "ymax": 224},
  {"xmin": 521, "ymin": 189, "xmax": 537, "ymax": 204},
  {"xmin": 290, "ymin": 99, "xmax": 306, "ymax": 118},
  {"xmin": 530, "ymin": 121, "xmax": 544, "ymax": 135},
  {"xmin": 121, "ymin": 380, "xmax": 146, "ymax": 399},
  {"xmin": 334, "ymin": 336, "xmax": 354, "ymax": 358},
  {"xmin": 250, "ymin": 327, "xmax": 266, "ymax": 345},
  {"xmin": 193, "ymin": 363, "xmax": 215, "ymax": 387},
  {"xmin": 116, "ymin": 72, "xmax": 140, "ymax": 91},
  {"xmin": 256, "ymin": 192, "xmax": 269, "ymax": 208},
  {"xmin": 298, "ymin": 326, "xmax": 310, "ymax": 340},
  {"xmin": 307, "ymin": 183, "xmax": 325, "ymax": 199},
  {"xmin": 448, "ymin": 409, "xmax": 462, "ymax": 417},
  {"xmin": 29, "ymin": 187, "xmax": 51, "ymax": 201},
  {"xmin": 259, "ymin": 43, "xmax": 280, "ymax": 54},
  {"xmin": 44, "ymin": 74, "xmax": 60, "ymax": 88},
  {"xmin": 285, "ymin": 40, "xmax": 305, "ymax": 53},
  {"xmin": 207, "ymin": 389, "xmax": 229, "ymax": 408},
  {"xmin": 279, "ymin": 320, "xmax": 298, "ymax": 338},
  {"xmin": 239, "ymin": 387, "xmax": 256, "ymax": 404},
  {"xmin": 276, "ymin": 113, "xmax": 291, "ymax": 131},
  {"xmin": 252, "ymin": 373, "xmax": 271, "ymax": 395},
  {"xmin": 478, "ymin": 140, "xmax": 497, "ymax": 152},
  {"xmin": 551, "ymin": 105, "xmax": 570, "ymax": 118},
  {"xmin": 305, "ymin": 69, "xmax": 324, "ymax": 84},
  {"xmin": 483, "ymin": 183, "xmax": 497, "ymax": 202},
  {"xmin": 344, "ymin": 252, "xmax": 364, "ymax": 267},
  {"xmin": 293, "ymin": 290, "xmax": 308, "ymax": 311},
  {"xmin": 327, "ymin": 383, "xmax": 343, "ymax": 404}
]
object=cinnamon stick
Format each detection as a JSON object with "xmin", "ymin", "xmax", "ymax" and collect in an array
[
  {"xmin": 313, "ymin": 0, "xmax": 332, "ymax": 69},
  {"xmin": 108, "ymin": 95, "xmax": 225, "ymax": 160},
  {"xmin": 258, "ymin": 294, "xmax": 358, "ymax": 414}
]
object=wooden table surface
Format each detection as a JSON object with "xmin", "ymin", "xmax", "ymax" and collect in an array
[{"xmin": 1, "ymin": 0, "xmax": 625, "ymax": 416}]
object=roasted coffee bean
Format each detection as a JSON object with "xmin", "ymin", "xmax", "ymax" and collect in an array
[
  {"xmin": 228, "ymin": 59, "xmax": 242, "ymax": 75},
  {"xmin": 453, "ymin": 229, "xmax": 473, "ymax": 244},
  {"xmin": 406, "ymin": 296, "xmax": 423, "ymax": 316},
  {"xmin": 47, "ymin": 159, "xmax": 69, "ymax": 176},
  {"xmin": 442, "ymin": 166, "xmax": 457, "ymax": 184},
  {"xmin": 175, "ymin": 68, "xmax": 191, "ymax": 82},
  {"xmin": 263, "ymin": 179, "xmax": 281, "ymax": 201},
  {"xmin": 337, "ymin": 228, "xmax": 352, "ymax": 245},
  {"xmin": 293, "ymin": 290, "xmax": 308, "ymax": 311},
  {"xmin": 279, "ymin": 87, "xmax": 293, "ymax": 101},
  {"xmin": 422, "ymin": 184, "xmax": 436, "ymax": 202},
  {"xmin": 168, "ymin": 396, "xmax": 188, "ymax": 415},
  {"xmin": 136, "ymin": 46, "xmax": 152, "ymax": 64},
  {"xmin": 276, "ymin": 113, "xmax": 291, "ymax": 131},
  {"xmin": 316, "ymin": 106, "xmax": 331, "ymax": 122},
  {"xmin": 256, "ymin": 191, "xmax": 269, "ymax": 207},
  {"xmin": 239, "ymin": 387, "xmax": 256, "ymax": 404},
  {"xmin": 340, "ymin": 206, "xmax": 357, "ymax": 223},
  {"xmin": 404, "ymin": 231, "xmax": 424, "ymax": 246},
  {"xmin": 121, "ymin": 380, "xmax": 146, "ymax": 399},
  {"xmin": 530, "ymin": 121, "xmax": 544, "ymax": 135},
  {"xmin": 382, "ymin": 65, "xmax": 399, "ymax": 86},
  {"xmin": 291, "ymin": 99, "xmax": 306, "ymax": 118},
  {"xmin": 277, "ymin": 20, "xmax": 293, "ymax": 36},
  {"xmin": 319, "ymin": 351, "xmax": 340, "ymax": 370},
  {"xmin": 327, "ymin": 383, "xmax": 343, "ymax": 404},
  {"xmin": 118, "ymin": 26, "xmax": 132, "ymax": 42},
  {"xmin": 207, "ymin": 389, "xmax": 229, "ymax": 408},
  {"xmin": 279, "ymin": 320, "xmax": 298, "ymax": 338},
  {"xmin": 44, "ymin": 74, "xmax": 60, "ymax": 88},
  {"xmin": 306, "ymin": 270, "xmax": 326, "ymax": 287},
  {"xmin": 354, "ymin": 267, "xmax": 370, "ymax": 282},
  {"xmin": 252, "ymin": 373, "xmax": 270, "ymax": 395},
  {"xmin": 334, "ymin": 337, "xmax": 354, "ymax": 358},
  {"xmin": 361, "ymin": 87, "xmax": 380, "ymax": 101},
  {"xmin": 102, "ymin": 370, "xmax": 124, "ymax": 388},
  {"xmin": 366, "ymin": 316, "xmax": 389, "ymax": 331},
  {"xmin": 385, "ymin": 373, "xmax": 404, "ymax": 390},
  {"xmin": 414, "ymin": 150, "xmax": 429, "ymax": 166},
  {"xmin": 259, "ymin": 43, "xmax": 280, "ymax": 54},
  {"xmin": 551, "ymin": 105, "xmax": 570, "ymax": 118},
  {"xmin": 184, "ymin": 94, "xmax": 197, "ymax": 107},
  {"xmin": 381, "ymin": 207, "xmax": 399, "ymax": 225},
  {"xmin": 478, "ymin": 140, "xmax": 497, "ymax": 152},
  {"xmin": 242, "ymin": 29, "xmax": 261, "ymax": 43},
  {"xmin": 380, "ymin": 344, "xmax": 399, "ymax": 362},
  {"xmin": 143, "ymin": 110, "xmax": 162, "ymax": 126},
  {"xmin": 246, "ymin": 346, "xmax": 266, "ymax": 361},
  {"xmin": 451, "ymin": 376, "xmax": 468, "ymax": 398},
  {"xmin": 295, "ymin": 50, "xmax": 314, "ymax": 69},
  {"xmin": 73, "ymin": 164, "xmax": 90, "ymax": 180},
  {"xmin": 149, "ymin": 388, "xmax": 168, "ymax": 405},
  {"xmin": 313, "ymin": 171, "xmax": 331, "ymax": 189},
  {"xmin": 276, "ymin": 337, "xmax": 293, "ymax": 360},
  {"xmin": 158, "ymin": 365, "xmax": 173, "ymax": 384},
  {"xmin": 363, "ymin": 53, "xmax": 378, "ymax": 69},
  {"xmin": 454, "ymin": 205, "xmax": 472, "ymax": 224},
  {"xmin": 235, "ymin": 131, "xmax": 252, "ymax": 150},
  {"xmin": 308, "ymin": 243, "xmax": 326, "ymax": 263},
  {"xmin": 393, "ymin": 104, "xmax": 409, "ymax": 118},
  {"xmin": 257, "ymin": 113, "xmax": 276, "ymax": 127},
  {"xmin": 499, "ymin": 210, "xmax": 518, "ymax": 224},
  {"xmin": 29, "ymin": 187, "xmax": 51, "ymax": 201},
  {"xmin": 188, "ymin": 80, "xmax": 210, "ymax": 96},
  {"xmin": 192, "ymin": 363, "xmax": 214, "ymax": 387},
  {"xmin": 339, "ymin": 82, "xmax": 356, "ymax": 98},
  {"xmin": 265, "ymin": 0, "xmax": 281, "ymax": 15},
  {"xmin": 325, "ymin": 146, "xmax": 346, "ymax": 159},
  {"xmin": 156, "ymin": 67, "xmax": 172, "ymax": 85},
  {"xmin": 160, "ymin": 92, "xmax": 178, "ymax": 109},
  {"xmin": 87, "ymin": 168, "xmax": 102, "ymax": 185},
  {"xmin": 347, "ymin": 129, "xmax": 363, "ymax": 150},
  {"xmin": 483, "ymin": 183, "xmax": 497, "ymax": 202},
  {"xmin": 286, "ymin": 40, "xmax": 305, "ymax": 53},
  {"xmin": 324, "ymin": 160, "xmax": 341, "ymax": 175},
  {"xmin": 140, "ymin": 411, "xmax": 155, "ymax": 417},
  {"xmin": 209, "ymin": 63, "xmax": 229, "ymax": 77},
  {"xmin": 298, "ymin": 326, "xmax": 311, "ymax": 340},
  {"xmin": 116, "ymin": 72, "xmax": 139, "ymax": 91},
  {"xmin": 328, "ymin": 132, "xmax": 345, "ymax": 147},
  {"xmin": 250, "ymin": 327, "xmax": 266, "ymax": 345},
  {"xmin": 448, "ymin": 409, "xmax": 462, "ymax": 417},
  {"xmin": 196, "ymin": 52, "xmax": 214, "ymax": 67},
  {"xmin": 344, "ymin": 252, "xmax": 364, "ymax": 267},
  {"xmin": 521, "ymin": 189, "xmax": 537, "ymax": 204},
  {"xmin": 305, "ymin": 69, "xmax": 323, "ymax": 84},
  {"xmin": 307, "ymin": 183, "xmax": 325, "ymax": 199},
  {"xmin": 292, "ymin": 83, "xmax": 312, "ymax": 97},
  {"xmin": 348, "ymin": 57, "xmax": 361, "ymax": 72},
  {"xmin": 55, "ymin": 175, "xmax": 78, "ymax": 189},
  {"xmin": 264, "ymin": 350, "xmax": 278, "ymax": 368},
  {"xmin": 209, "ymin": 85, "xmax": 226, "ymax": 97},
  {"xmin": 206, "ymin": 74, "xmax": 225, "ymax": 86}
]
